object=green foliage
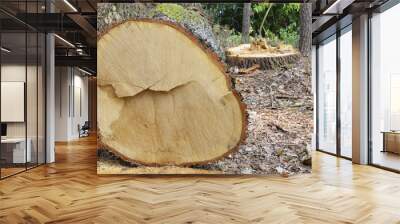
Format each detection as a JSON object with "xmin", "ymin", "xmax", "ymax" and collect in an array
[
  {"xmin": 251, "ymin": 3, "xmax": 300, "ymax": 46},
  {"xmin": 278, "ymin": 23, "xmax": 299, "ymax": 47},
  {"xmin": 212, "ymin": 24, "xmax": 242, "ymax": 49},
  {"xmin": 203, "ymin": 3, "xmax": 300, "ymax": 48},
  {"xmin": 203, "ymin": 4, "xmax": 244, "ymax": 32},
  {"xmin": 264, "ymin": 30, "xmax": 280, "ymax": 47},
  {"xmin": 153, "ymin": 4, "xmax": 203, "ymax": 24}
]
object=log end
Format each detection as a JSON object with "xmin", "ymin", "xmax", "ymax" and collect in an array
[
  {"xmin": 98, "ymin": 20, "xmax": 247, "ymax": 166},
  {"xmin": 226, "ymin": 44, "xmax": 300, "ymax": 70}
]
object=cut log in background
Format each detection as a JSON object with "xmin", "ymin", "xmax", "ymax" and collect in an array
[
  {"xmin": 226, "ymin": 44, "xmax": 300, "ymax": 70},
  {"xmin": 98, "ymin": 19, "xmax": 246, "ymax": 166}
]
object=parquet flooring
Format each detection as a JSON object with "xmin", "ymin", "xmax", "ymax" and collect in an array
[
  {"xmin": 0, "ymin": 167, "xmax": 26, "ymax": 178},
  {"xmin": 1, "ymin": 135, "xmax": 400, "ymax": 223}
]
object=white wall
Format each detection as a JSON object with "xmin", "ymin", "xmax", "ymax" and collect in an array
[
  {"xmin": 1, "ymin": 65, "xmax": 36, "ymax": 138},
  {"xmin": 73, "ymin": 73, "xmax": 89, "ymax": 137},
  {"xmin": 1, "ymin": 63, "xmax": 46, "ymax": 164},
  {"xmin": 1, "ymin": 65, "xmax": 26, "ymax": 141},
  {"xmin": 55, "ymin": 67, "xmax": 89, "ymax": 141},
  {"xmin": 55, "ymin": 67, "xmax": 70, "ymax": 141}
]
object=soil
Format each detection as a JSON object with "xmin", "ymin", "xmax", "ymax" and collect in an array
[{"xmin": 190, "ymin": 57, "xmax": 313, "ymax": 175}]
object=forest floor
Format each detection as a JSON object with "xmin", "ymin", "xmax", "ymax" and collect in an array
[
  {"xmin": 98, "ymin": 57, "xmax": 313, "ymax": 176},
  {"xmin": 191, "ymin": 57, "xmax": 313, "ymax": 175}
]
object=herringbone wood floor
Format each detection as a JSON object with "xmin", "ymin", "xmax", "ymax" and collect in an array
[{"xmin": 1, "ymin": 135, "xmax": 400, "ymax": 224}]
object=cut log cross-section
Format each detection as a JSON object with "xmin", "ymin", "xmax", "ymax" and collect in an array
[
  {"xmin": 98, "ymin": 20, "xmax": 246, "ymax": 166},
  {"xmin": 226, "ymin": 44, "xmax": 300, "ymax": 70}
]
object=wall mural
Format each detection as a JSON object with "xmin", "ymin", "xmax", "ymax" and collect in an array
[{"xmin": 97, "ymin": 3, "xmax": 313, "ymax": 175}]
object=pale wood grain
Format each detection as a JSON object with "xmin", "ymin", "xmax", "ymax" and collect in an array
[{"xmin": 97, "ymin": 20, "xmax": 246, "ymax": 166}]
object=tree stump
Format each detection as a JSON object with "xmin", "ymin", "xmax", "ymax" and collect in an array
[
  {"xmin": 226, "ymin": 44, "xmax": 300, "ymax": 70},
  {"xmin": 98, "ymin": 19, "xmax": 247, "ymax": 166}
]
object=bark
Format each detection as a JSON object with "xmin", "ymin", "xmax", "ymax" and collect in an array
[
  {"xmin": 241, "ymin": 3, "xmax": 251, "ymax": 44},
  {"xmin": 226, "ymin": 44, "xmax": 300, "ymax": 70},
  {"xmin": 299, "ymin": 3, "xmax": 312, "ymax": 57},
  {"xmin": 97, "ymin": 3, "xmax": 225, "ymax": 60},
  {"xmin": 97, "ymin": 19, "xmax": 247, "ymax": 166},
  {"xmin": 227, "ymin": 53, "xmax": 301, "ymax": 70}
]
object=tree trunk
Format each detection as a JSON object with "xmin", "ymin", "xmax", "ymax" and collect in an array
[
  {"xmin": 98, "ymin": 20, "xmax": 246, "ymax": 166},
  {"xmin": 242, "ymin": 3, "xmax": 251, "ymax": 44},
  {"xmin": 299, "ymin": 3, "xmax": 312, "ymax": 57},
  {"xmin": 226, "ymin": 44, "xmax": 300, "ymax": 70},
  {"xmin": 226, "ymin": 51, "xmax": 300, "ymax": 70}
]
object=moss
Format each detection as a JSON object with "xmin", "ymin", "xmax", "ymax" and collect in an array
[
  {"xmin": 152, "ymin": 4, "xmax": 204, "ymax": 24},
  {"xmin": 98, "ymin": 3, "xmax": 225, "ymax": 61}
]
